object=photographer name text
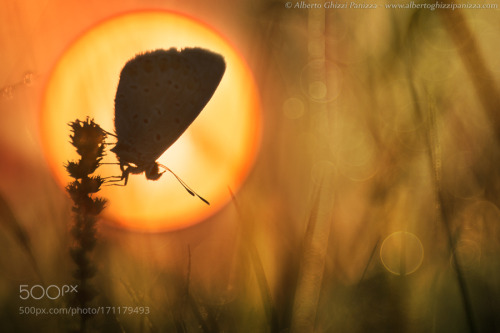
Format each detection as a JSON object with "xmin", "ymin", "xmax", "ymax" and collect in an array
[{"xmin": 285, "ymin": 1, "xmax": 498, "ymax": 10}]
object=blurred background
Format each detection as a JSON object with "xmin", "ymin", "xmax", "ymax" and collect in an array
[{"xmin": 1, "ymin": 0, "xmax": 500, "ymax": 332}]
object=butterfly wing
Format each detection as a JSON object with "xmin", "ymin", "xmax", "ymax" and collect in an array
[{"xmin": 113, "ymin": 48, "xmax": 226, "ymax": 166}]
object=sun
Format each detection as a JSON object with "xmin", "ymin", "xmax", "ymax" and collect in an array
[{"xmin": 41, "ymin": 11, "xmax": 261, "ymax": 232}]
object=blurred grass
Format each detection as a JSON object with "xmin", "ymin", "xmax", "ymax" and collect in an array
[{"xmin": 0, "ymin": 191, "xmax": 43, "ymax": 283}]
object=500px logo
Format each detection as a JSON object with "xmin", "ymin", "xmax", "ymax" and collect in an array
[{"xmin": 19, "ymin": 285, "xmax": 78, "ymax": 300}]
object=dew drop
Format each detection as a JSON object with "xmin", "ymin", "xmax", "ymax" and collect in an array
[
  {"xmin": 1, "ymin": 86, "xmax": 13, "ymax": 100},
  {"xmin": 23, "ymin": 72, "xmax": 35, "ymax": 86}
]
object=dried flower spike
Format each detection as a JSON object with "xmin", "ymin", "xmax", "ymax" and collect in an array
[{"xmin": 65, "ymin": 118, "xmax": 107, "ymax": 332}]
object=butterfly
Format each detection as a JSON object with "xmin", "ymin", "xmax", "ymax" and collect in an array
[{"xmin": 110, "ymin": 48, "xmax": 226, "ymax": 204}]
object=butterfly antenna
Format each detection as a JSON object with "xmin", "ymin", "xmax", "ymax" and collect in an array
[{"xmin": 158, "ymin": 163, "xmax": 210, "ymax": 205}]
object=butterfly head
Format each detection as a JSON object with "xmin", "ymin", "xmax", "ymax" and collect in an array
[
  {"xmin": 111, "ymin": 141, "xmax": 160, "ymax": 178},
  {"xmin": 145, "ymin": 163, "xmax": 164, "ymax": 181}
]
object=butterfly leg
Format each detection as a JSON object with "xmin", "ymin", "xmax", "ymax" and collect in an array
[
  {"xmin": 102, "ymin": 163, "xmax": 129, "ymax": 186},
  {"xmin": 120, "ymin": 164, "xmax": 131, "ymax": 186}
]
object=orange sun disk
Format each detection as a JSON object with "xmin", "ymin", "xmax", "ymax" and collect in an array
[{"xmin": 41, "ymin": 11, "xmax": 261, "ymax": 232}]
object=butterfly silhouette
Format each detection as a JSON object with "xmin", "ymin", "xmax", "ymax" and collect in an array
[{"xmin": 110, "ymin": 48, "xmax": 226, "ymax": 204}]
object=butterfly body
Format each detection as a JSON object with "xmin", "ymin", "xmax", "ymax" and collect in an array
[{"xmin": 111, "ymin": 47, "xmax": 226, "ymax": 185}]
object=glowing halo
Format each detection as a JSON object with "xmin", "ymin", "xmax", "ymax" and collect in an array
[{"xmin": 41, "ymin": 11, "xmax": 261, "ymax": 232}]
